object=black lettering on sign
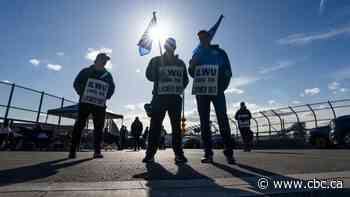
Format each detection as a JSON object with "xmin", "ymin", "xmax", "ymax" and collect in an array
[
  {"xmin": 207, "ymin": 77, "xmax": 216, "ymax": 82},
  {"xmin": 194, "ymin": 78, "xmax": 206, "ymax": 83},
  {"xmin": 194, "ymin": 87, "xmax": 207, "ymax": 93},
  {"xmin": 88, "ymin": 81, "xmax": 94, "ymax": 88},
  {"xmin": 95, "ymin": 83, "xmax": 102, "ymax": 90},
  {"xmin": 174, "ymin": 78, "xmax": 181, "ymax": 83},
  {"xmin": 167, "ymin": 69, "xmax": 182, "ymax": 77},
  {"xmin": 162, "ymin": 78, "xmax": 173, "ymax": 83},
  {"xmin": 102, "ymin": 85, "xmax": 107, "ymax": 92},
  {"xmin": 196, "ymin": 67, "xmax": 217, "ymax": 77}
]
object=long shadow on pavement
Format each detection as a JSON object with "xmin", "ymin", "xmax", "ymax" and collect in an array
[
  {"xmin": 134, "ymin": 162, "xmax": 257, "ymax": 197},
  {"xmin": 0, "ymin": 158, "xmax": 93, "ymax": 186},
  {"xmin": 213, "ymin": 162, "xmax": 349, "ymax": 196}
]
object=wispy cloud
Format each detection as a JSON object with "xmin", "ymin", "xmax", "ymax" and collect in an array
[
  {"xmin": 277, "ymin": 26, "xmax": 350, "ymax": 46},
  {"xmin": 56, "ymin": 52, "xmax": 64, "ymax": 56},
  {"xmin": 85, "ymin": 48, "xmax": 113, "ymax": 69},
  {"xmin": 259, "ymin": 61, "xmax": 294, "ymax": 74},
  {"xmin": 292, "ymin": 100, "xmax": 301, "ymax": 105},
  {"xmin": 328, "ymin": 81, "xmax": 348, "ymax": 94},
  {"xmin": 227, "ymin": 102, "xmax": 270, "ymax": 115},
  {"xmin": 333, "ymin": 67, "xmax": 350, "ymax": 81},
  {"xmin": 124, "ymin": 104, "xmax": 136, "ymax": 111},
  {"xmin": 124, "ymin": 102, "xmax": 146, "ymax": 111},
  {"xmin": 268, "ymin": 100, "xmax": 276, "ymax": 105},
  {"xmin": 328, "ymin": 81, "xmax": 340, "ymax": 90},
  {"xmin": 47, "ymin": 64, "xmax": 62, "ymax": 71},
  {"xmin": 230, "ymin": 76, "xmax": 260, "ymax": 87},
  {"xmin": 319, "ymin": 0, "xmax": 327, "ymax": 14},
  {"xmin": 340, "ymin": 88, "xmax": 347, "ymax": 92},
  {"xmin": 225, "ymin": 88, "xmax": 244, "ymax": 95},
  {"xmin": 29, "ymin": 58, "xmax": 40, "ymax": 66},
  {"xmin": 225, "ymin": 75, "xmax": 259, "ymax": 95},
  {"xmin": 303, "ymin": 88, "xmax": 320, "ymax": 96}
]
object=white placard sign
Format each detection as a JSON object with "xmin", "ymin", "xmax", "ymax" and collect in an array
[
  {"xmin": 192, "ymin": 65, "xmax": 219, "ymax": 95},
  {"xmin": 157, "ymin": 66, "xmax": 184, "ymax": 95},
  {"xmin": 81, "ymin": 78, "xmax": 109, "ymax": 107}
]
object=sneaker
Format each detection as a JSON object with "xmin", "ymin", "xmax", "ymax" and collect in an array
[
  {"xmin": 175, "ymin": 154, "xmax": 188, "ymax": 164},
  {"xmin": 201, "ymin": 155, "xmax": 213, "ymax": 163},
  {"xmin": 142, "ymin": 155, "xmax": 155, "ymax": 163},
  {"xmin": 68, "ymin": 152, "xmax": 76, "ymax": 159},
  {"xmin": 93, "ymin": 152, "xmax": 104, "ymax": 159},
  {"xmin": 226, "ymin": 156, "xmax": 236, "ymax": 165}
]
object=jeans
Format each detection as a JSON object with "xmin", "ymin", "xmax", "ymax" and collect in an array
[
  {"xmin": 133, "ymin": 136, "xmax": 141, "ymax": 150},
  {"xmin": 70, "ymin": 103, "xmax": 106, "ymax": 154},
  {"xmin": 239, "ymin": 127, "xmax": 253, "ymax": 150},
  {"xmin": 146, "ymin": 95, "xmax": 184, "ymax": 157},
  {"xmin": 196, "ymin": 93, "xmax": 234, "ymax": 157}
]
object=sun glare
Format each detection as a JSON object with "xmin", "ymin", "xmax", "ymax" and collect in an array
[{"xmin": 149, "ymin": 23, "xmax": 169, "ymax": 44}]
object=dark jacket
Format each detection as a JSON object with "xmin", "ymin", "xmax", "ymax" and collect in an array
[
  {"xmin": 189, "ymin": 45, "xmax": 232, "ymax": 93},
  {"xmin": 131, "ymin": 120, "xmax": 143, "ymax": 137},
  {"xmin": 235, "ymin": 108, "xmax": 252, "ymax": 128},
  {"xmin": 146, "ymin": 53, "xmax": 189, "ymax": 96},
  {"xmin": 74, "ymin": 65, "xmax": 115, "ymax": 101}
]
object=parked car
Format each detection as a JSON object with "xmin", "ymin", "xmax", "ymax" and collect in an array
[
  {"xmin": 329, "ymin": 115, "xmax": 350, "ymax": 148},
  {"xmin": 309, "ymin": 126, "xmax": 331, "ymax": 148},
  {"xmin": 182, "ymin": 135, "xmax": 201, "ymax": 149}
]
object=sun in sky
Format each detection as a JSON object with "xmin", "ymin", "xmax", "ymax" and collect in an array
[{"xmin": 149, "ymin": 22, "xmax": 171, "ymax": 46}]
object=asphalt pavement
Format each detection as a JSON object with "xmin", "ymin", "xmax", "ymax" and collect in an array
[{"xmin": 0, "ymin": 149, "xmax": 350, "ymax": 196}]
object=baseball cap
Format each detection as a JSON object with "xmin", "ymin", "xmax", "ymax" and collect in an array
[
  {"xmin": 164, "ymin": 37, "xmax": 176, "ymax": 50},
  {"xmin": 95, "ymin": 53, "xmax": 110, "ymax": 62},
  {"xmin": 197, "ymin": 30, "xmax": 209, "ymax": 37}
]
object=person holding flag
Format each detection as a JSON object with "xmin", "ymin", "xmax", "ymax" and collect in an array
[
  {"xmin": 68, "ymin": 53, "xmax": 115, "ymax": 159},
  {"xmin": 142, "ymin": 37, "xmax": 189, "ymax": 164},
  {"xmin": 189, "ymin": 16, "xmax": 235, "ymax": 164}
]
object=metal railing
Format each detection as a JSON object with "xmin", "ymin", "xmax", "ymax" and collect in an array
[
  {"xmin": 0, "ymin": 81, "xmax": 76, "ymax": 127},
  {"xmin": 186, "ymin": 99, "xmax": 350, "ymax": 142}
]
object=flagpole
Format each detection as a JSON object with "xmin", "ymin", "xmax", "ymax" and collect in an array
[
  {"xmin": 153, "ymin": 11, "xmax": 163, "ymax": 57},
  {"xmin": 153, "ymin": 11, "xmax": 185, "ymax": 135}
]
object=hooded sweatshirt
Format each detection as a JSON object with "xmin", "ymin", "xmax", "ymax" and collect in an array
[{"xmin": 189, "ymin": 45, "xmax": 232, "ymax": 94}]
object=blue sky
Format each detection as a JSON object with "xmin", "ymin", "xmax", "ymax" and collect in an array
[{"xmin": 1, "ymin": 0, "xmax": 350, "ymax": 128}]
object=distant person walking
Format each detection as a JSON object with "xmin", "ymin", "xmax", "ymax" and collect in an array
[
  {"xmin": 142, "ymin": 37, "xmax": 189, "ymax": 164},
  {"xmin": 235, "ymin": 102, "xmax": 253, "ymax": 152},
  {"xmin": 120, "ymin": 125, "xmax": 127, "ymax": 150},
  {"xmin": 189, "ymin": 30, "xmax": 235, "ymax": 164},
  {"xmin": 131, "ymin": 117, "xmax": 143, "ymax": 151},
  {"xmin": 69, "ymin": 53, "xmax": 115, "ymax": 159}
]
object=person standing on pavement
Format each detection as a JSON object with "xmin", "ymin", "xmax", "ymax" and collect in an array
[
  {"xmin": 142, "ymin": 37, "xmax": 189, "ymax": 164},
  {"xmin": 120, "ymin": 125, "xmax": 127, "ymax": 150},
  {"xmin": 69, "ymin": 53, "xmax": 115, "ymax": 159},
  {"xmin": 131, "ymin": 117, "xmax": 143, "ymax": 151},
  {"xmin": 235, "ymin": 102, "xmax": 253, "ymax": 152},
  {"xmin": 189, "ymin": 30, "xmax": 235, "ymax": 164}
]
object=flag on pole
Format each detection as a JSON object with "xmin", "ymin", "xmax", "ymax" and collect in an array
[
  {"xmin": 137, "ymin": 13, "xmax": 157, "ymax": 56},
  {"xmin": 192, "ymin": 14, "xmax": 224, "ymax": 55}
]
